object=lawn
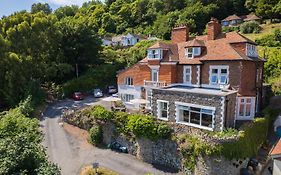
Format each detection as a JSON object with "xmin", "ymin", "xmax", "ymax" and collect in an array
[{"xmin": 243, "ymin": 22, "xmax": 281, "ymax": 41}]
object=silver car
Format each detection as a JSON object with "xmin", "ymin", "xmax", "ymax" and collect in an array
[{"xmin": 92, "ymin": 88, "xmax": 103, "ymax": 98}]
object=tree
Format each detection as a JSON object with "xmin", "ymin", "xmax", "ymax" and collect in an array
[
  {"xmin": 0, "ymin": 99, "xmax": 60, "ymax": 174},
  {"xmin": 54, "ymin": 5, "xmax": 79, "ymax": 20},
  {"xmin": 57, "ymin": 16, "xmax": 102, "ymax": 78},
  {"xmin": 31, "ymin": 3, "xmax": 52, "ymax": 14}
]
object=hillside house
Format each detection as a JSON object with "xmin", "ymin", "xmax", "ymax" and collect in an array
[
  {"xmin": 117, "ymin": 18, "xmax": 265, "ymax": 131},
  {"xmin": 102, "ymin": 33, "xmax": 145, "ymax": 46},
  {"xmin": 222, "ymin": 14, "xmax": 261, "ymax": 26}
]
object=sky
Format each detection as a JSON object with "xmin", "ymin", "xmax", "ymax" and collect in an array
[{"xmin": 0, "ymin": 0, "xmax": 93, "ymax": 17}]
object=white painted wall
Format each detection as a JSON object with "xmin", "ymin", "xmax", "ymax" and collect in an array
[
  {"xmin": 118, "ymin": 85, "xmax": 142, "ymax": 109},
  {"xmin": 273, "ymin": 159, "xmax": 281, "ymax": 175}
]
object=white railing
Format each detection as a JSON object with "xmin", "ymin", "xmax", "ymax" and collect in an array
[{"xmin": 144, "ymin": 80, "xmax": 166, "ymax": 87}]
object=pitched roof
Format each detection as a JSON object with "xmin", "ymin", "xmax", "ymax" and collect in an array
[
  {"xmin": 138, "ymin": 31, "xmax": 262, "ymax": 65},
  {"xmin": 241, "ymin": 14, "xmax": 260, "ymax": 21},
  {"xmin": 222, "ymin": 14, "xmax": 242, "ymax": 21},
  {"xmin": 271, "ymin": 139, "xmax": 281, "ymax": 158}
]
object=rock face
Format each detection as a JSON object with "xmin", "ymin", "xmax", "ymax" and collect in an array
[
  {"xmin": 137, "ymin": 138, "xmax": 182, "ymax": 170},
  {"xmin": 194, "ymin": 156, "xmax": 249, "ymax": 175},
  {"xmin": 101, "ymin": 122, "xmax": 182, "ymax": 170}
]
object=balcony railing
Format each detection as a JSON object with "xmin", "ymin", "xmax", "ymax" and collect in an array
[{"xmin": 144, "ymin": 80, "xmax": 166, "ymax": 87}]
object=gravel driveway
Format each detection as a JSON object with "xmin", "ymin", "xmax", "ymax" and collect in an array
[{"xmin": 40, "ymin": 97, "xmax": 181, "ymax": 175}]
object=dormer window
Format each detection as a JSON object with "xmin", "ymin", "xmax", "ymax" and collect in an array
[
  {"xmin": 185, "ymin": 47, "xmax": 201, "ymax": 58},
  {"xmin": 246, "ymin": 44, "xmax": 258, "ymax": 57},
  {"xmin": 148, "ymin": 49, "xmax": 162, "ymax": 59}
]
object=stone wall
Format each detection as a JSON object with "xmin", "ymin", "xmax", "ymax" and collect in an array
[
  {"xmin": 137, "ymin": 138, "xmax": 182, "ymax": 170},
  {"xmin": 152, "ymin": 88, "xmax": 224, "ymax": 131},
  {"xmin": 194, "ymin": 156, "xmax": 249, "ymax": 175}
]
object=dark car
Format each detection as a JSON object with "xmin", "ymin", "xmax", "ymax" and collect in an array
[
  {"xmin": 107, "ymin": 85, "xmax": 117, "ymax": 94},
  {"xmin": 71, "ymin": 92, "xmax": 84, "ymax": 101},
  {"xmin": 107, "ymin": 141, "xmax": 128, "ymax": 153},
  {"xmin": 91, "ymin": 88, "xmax": 103, "ymax": 98}
]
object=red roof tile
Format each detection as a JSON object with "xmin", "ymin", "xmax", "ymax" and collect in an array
[{"xmin": 271, "ymin": 139, "xmax": 281, "ymax": 158}]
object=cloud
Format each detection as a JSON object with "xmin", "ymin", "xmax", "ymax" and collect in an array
[{"xmin": 37, "ymin": 0, "xmax": 91, "ymax": 6}]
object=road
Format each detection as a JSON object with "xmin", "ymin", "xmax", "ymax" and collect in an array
[{"xmin": 40, "ymin": 96, "xmax": 181, "ymax": 175}]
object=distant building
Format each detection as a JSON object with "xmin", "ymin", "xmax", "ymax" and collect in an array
[
  {"xmin": 222, "ymin": 13, "xmax": 261, "ymax": 27},
  {"xmin": 102, "ymin": 33, "xmax": 145, "ymax": 47}
]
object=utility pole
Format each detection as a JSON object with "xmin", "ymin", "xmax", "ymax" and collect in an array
[{"xmin": 76, "ymin": 63, "xmax": 79, "ymax": 78}]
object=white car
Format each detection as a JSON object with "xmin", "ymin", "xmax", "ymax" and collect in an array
[{"xmin": 92, "ymin": 89, "xmax": 103, "ymax": 98}]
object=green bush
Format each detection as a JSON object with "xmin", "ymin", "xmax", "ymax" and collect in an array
[
  {"xmin": 89, "ymin": 125, "xmax": 103, "ymax": 145},
  {"xmin": 222, "ymin": 26, "xmax": 239, "ymax": 32},
  {"xmin": 91, "ymin": 105, "xmax": 113, "ymax": 121},
  {"xmin": 240, "ymin": 21, "xmax": 261, "ymax": 34},
  {"xmin": 156, "ymin": 123, "xmax": 172, "ymax": 139},
  {"xmin": 126, "ymin": 114, "xmax": 172, "ymax": 140},
  {"xmin": 271, "ymin": 77, "xmax": 281, "ymax": 95},
  {"xmin": 256, "ymin": 29, "xmax": 281, "ymax": 47},
  {"xmin": 126, "ymin": 114, "xmax": 156, "ymax": 139},
  {"xmin": 113, "ymin": 112, "xmax": 129, "ymax": 133}
]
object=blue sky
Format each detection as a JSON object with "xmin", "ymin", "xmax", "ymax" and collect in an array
[{"xmin": 0, "ymin": 0, "xmax": 93, "ymax": 17}]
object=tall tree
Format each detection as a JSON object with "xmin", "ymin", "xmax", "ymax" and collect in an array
[{"xmin": 31, "ymin": 3, "xmax": 52, "ymax": 14}]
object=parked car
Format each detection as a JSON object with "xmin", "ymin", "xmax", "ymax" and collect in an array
[
  {"xmin": 107, "ymin": 85, "xmax": 117, "ymax": 94},
  {"xmin": 71, "ymin": 92, "xmax": 84, "ymax": 101},
  {"xmin": 92, "ymin": 88, "xmax": 103, "ymax": 98},
  {"xmin": 107, "ymin": 141, "xmax": 128, "ymax": 153},
  {"xmin": 112, "ymin": 93, "xmax": 118, "ymax": 98}
]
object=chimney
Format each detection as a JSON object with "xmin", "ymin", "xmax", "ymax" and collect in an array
[
  {"xmin": 207, "ymin": 17, "xmax": 222, "ymax": 40},
  {"xmin": 171, "ymin": 25, "xmax": 189, "ymax": 43}
]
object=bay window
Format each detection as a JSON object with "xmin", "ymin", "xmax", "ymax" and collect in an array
[{"xmin": 176, "ymin": 102, "xmax": 215, "ymax": 130}]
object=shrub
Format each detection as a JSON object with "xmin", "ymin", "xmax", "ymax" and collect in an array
[
  {"xmin": 113, "ymin": 112, "xmax": 129, "ymax": 133},
  {"xmin": 126, "ymin": 114, "xmax": 156, "ymax": 139},
  {"xmin": 240, "ymin": 21, "xmax": 261, "ymax": 34},
  {"xmin": 222, "ymin": 26, "xmax": 239, "ymax": 32},
  {"xmin": 271, "ymin": 77, "xmax": 281, "ymax": 95},
  {"xmin": 89, "ymin": 125, "xmax": 103, "ymax": 145},
  {"xmin": 256, "ymin": 29, "xmax": 281, "ymax": 47},
  {"xmin": 126, "ymin": 114, "xmax": 172, "ymax": 140},
  {"xmin": 91, "ymin": 105, "xmax": 113, "ymax": 121},
  {"xmin": 156, "ymin": 122, "xmax": 172, "ymax": 139}
]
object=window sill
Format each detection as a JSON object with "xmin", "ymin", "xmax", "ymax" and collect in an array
[
  {"xmin": 158, "ymin": 117, "xmax": 169, "ymax": 121},
  {"xmin": 176, "ymin": 121, "xmax": 214, "ymax": 131}
]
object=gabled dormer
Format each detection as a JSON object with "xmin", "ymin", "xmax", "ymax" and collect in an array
[
  {"xmin": 246, "ymin": 43, "xmax": 258, "ymax": 58},
  {"xmin": 147, "ymin": 48, "xmax": 163, "ymax": 60},
  {"xmin": 184, "ymin": 39, "xmax": 205, "ymax": 59}
]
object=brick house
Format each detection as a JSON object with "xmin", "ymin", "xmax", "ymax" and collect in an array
[{"xmin": 117, "ymin": 18, "xmax": 264, "ymax": 131}]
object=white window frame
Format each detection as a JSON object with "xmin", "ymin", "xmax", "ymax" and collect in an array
[
  {"xmin": 246, "ymin": 43, "xmax": 258, "ymax": 57},
  {"xmin": 146, "ymin": 89, "xmax": 153, "ymax": 109},
  {"xmin": 236, "ymin": 97, "xmax": 256, "ymax": 120},
  {"xmin": 151, "ymin": 69, "xmax": 159, "ymax": 82},
  {"xmin": 185, "ymin": 47, "xmax": 201, "ymax": 59},
  {"xmin": 175, "ymin": 102, "xmax": 215, "ymax": 131},
  {"xmin": 157, "ymin": 100, "xmax": 169, "ymax": 121},
  {"xmin": 183, "ymin": 66, "xmax": 192, "ymax": 84},
  {"xmin": 124, "ymin": 77, "xmax": 133, "ymax": 86},
  {"xmin": 209, "ymin": 65, "xmax": 229, "ymax": 85},
  {"xmin": 121, "ymin": 94, "xmax": 134, "ymax": 102},
  {"xmin": 147, "ymin": 49, "xmax": 162, "ymax": 60}
]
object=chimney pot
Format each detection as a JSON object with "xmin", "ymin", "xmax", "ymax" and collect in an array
[
  {"xmin": 207, "ymin": 17, "xmax": 222, "ymax": 40},
  {"xmin": 171, "ymin": 25, "xmax": 189, "ymax": 44}
]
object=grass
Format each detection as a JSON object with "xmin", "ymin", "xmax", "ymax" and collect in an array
[
  {"xmin": 243, "ymin": 22, "xmax": 281, "ymax": 41},
  {"xmin": 80, "ymin": 166, "xmax": 119, "ymax": 175}
]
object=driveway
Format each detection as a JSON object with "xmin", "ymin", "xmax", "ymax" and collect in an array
[{"xmin": 40, "ymin": 96, "xmax": 181, "ymax": 175}]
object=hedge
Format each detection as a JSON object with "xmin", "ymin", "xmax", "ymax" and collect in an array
[{"xmin": 89, "ymin": 125, "xmax": 103, "ymax": 145}]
